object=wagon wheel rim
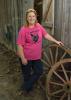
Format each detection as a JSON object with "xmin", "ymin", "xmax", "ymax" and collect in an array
[
  {"xmin": 41, "ymin": 43, "xmax": 71, "ymax": 72},
  {"xmin": 46, "ymin": 58, "xmax": 71, "ymax": 100}
]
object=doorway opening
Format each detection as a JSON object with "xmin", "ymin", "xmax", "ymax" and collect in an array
[{"xmin": 34, "ymin": 0, "xmax": 43, "ymax": 23}]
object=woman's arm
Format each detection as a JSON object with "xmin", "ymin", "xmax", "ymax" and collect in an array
[
  {"xmin": 17, "ymin": 45, "xmax": 27, "ymax": 65},
  {"xmin": 44, "ymin": 33, "xmax": 64, "ymax": 45}
]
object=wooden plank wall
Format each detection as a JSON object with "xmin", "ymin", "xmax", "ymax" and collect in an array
[
  {"xmin": 0, "ymin": 0, "xmax": 5, "ymax": 41},
  {"xmin": 54, "ymin": 0, "xmax": 71, "ymax": 48},
  {"xmin": 0, "ymin": 0, "xmax": 18, "ymax": 50},
  {"xmin": 0, "ymin": 0, "xmax": 34, "ymax": 50}
]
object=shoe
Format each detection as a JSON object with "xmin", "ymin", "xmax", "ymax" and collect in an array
[
  {"xmin": 18, "ymin": 90, "xmax": 33, "ymax": 97},
  {"xmin": 18, "ymin": 90, "xmax": 24, "ymax": 96}
]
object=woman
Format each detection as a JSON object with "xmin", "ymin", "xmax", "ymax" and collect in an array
[{"xmin": 16, "ymin": 9, "xmax": 63, "ymax": 95}]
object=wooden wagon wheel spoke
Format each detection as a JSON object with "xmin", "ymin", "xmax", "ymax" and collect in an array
[
  {"xmin": 60, "ymin": 92, "xmax": 66, "ymax": 100},
  {"xmin": 50, "ymin": 81, "xmax": 64, "ymax": 86},
  {"xmin": 50, "ymin": 81, "xmax": 63, "ymax": 87},
  {"xmin": 60, "ymin": 52, "xmax": 67, "ymax": 59},
  {"xmin": 53, "ymin": 71, "xmax": 66, "ymax": 83},
  {"xmin": 51, "ymin": 89, "xmax": 64, "ymax": 95},
  {"xmin": 43, "ymin": 51, "xmax": 51, "ymax": 66},
  {"xmin": 55, "ymin": 46, "xmax": 58, "ymax": 63},
  {"xmin": 57, "ymin": 70, "xmax": 71, "ymax": 73},
  {"xmin": 68, "ymin": 93, "xmax": 70, "ymax": 100},
  {"xmin": 41, "ymin": 59, "xmax": 50, "ymax": 68},
  {"xmin": 49, "ymin": 48, "xmax": 54, "ymax": 64},
  {"xmin": 61, "ymin": 64, "xmax": 69, "ymax": 81}
]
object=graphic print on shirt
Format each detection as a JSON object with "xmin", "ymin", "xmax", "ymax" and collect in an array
[{"xmin": 30, "ymin": 30, "xmax": 39, "ymax": 43}]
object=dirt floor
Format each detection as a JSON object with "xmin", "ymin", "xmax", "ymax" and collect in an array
[{"xmin": 0, "ymin": 43, "xmax": 47, "ymax": 100}]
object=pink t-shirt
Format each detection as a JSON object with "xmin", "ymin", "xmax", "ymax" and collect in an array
[{"xmin": 16, "ymin": 23, "xmax": 47, "ymax": 60}]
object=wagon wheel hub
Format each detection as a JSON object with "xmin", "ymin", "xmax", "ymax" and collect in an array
[{"xmin": 64, "ymin": 81, "xmax": 71, "ymax": 93}]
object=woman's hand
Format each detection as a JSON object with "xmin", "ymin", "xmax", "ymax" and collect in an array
[
  {"xmin": 56, "ymin": 41, "xmax": 64, "ymax": 46},
  {"xmin": 21, "ymin": 57, "xmax": 28, "ymax": 65}
]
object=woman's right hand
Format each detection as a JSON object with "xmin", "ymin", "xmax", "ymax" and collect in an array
[{"xmin": 21, "ymin": 57, "xmax": 28, "ymax": 65}]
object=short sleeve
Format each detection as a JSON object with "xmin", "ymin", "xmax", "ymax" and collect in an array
[
  {"xmin": 37, "ymin": 23, "xmax": 47, "ymax": 37},
  {"xmin": 41, "ymin": 26, "xmax": 47, "ymax": 37},
  {"xmin": 16, "ymin": 27, "xmax": 26, "ymax": 46}
]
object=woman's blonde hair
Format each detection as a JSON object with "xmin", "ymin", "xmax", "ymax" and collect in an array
[{"xmin": 25, "ymin": 8, "xmax": 38, "ymax": 26}]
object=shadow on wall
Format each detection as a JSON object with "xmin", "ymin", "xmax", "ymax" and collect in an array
[{"xmin": 4, "ymin": 24, "xmax": 13, "ymax": 43}]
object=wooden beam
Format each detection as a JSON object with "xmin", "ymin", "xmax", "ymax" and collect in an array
[{"xmin": 44, "ymin": 0, "xmax": 52, "ymax": 21}]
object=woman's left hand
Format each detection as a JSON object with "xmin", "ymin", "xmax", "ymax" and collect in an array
[{"xmin": 57, "ymin": 41, "xmax": 64, "ymax": 46}]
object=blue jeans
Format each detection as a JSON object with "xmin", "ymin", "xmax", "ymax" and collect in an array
[{"xmin": 20, "ymin": 59, "xmax": 43, "ymax": 92}]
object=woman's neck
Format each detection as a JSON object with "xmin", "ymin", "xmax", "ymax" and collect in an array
[{"xmin": 28, "ymin": 24, "xmax": 35, "ymax": 28}]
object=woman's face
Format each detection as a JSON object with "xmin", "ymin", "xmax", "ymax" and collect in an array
[{"xmin": 27, "ymin": 12, "xmax": 37, "ymax": 25}]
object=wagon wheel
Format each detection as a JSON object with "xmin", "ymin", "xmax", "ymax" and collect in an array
[
  {"xmin": 41, "ymin": 43, "xmax": 71, "ymax": 72},
  {"xmin": 46, "ymin": 58, "xmax": 71, "ymax": 100}
]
